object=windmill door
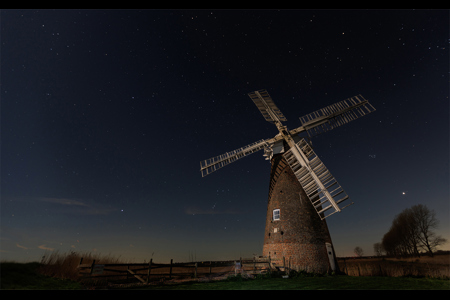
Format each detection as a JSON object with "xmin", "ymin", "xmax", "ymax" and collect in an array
[{"xmin": 325, "ymin": 243, "xmax": 336, "ymax": 271}]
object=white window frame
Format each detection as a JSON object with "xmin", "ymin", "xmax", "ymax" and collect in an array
[{"xmin": 273, "ymin": 209, "xmax": 280, "ymax": 221}]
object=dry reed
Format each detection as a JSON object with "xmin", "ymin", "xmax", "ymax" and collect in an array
[
  {"xmin": 38, "ymin": 250, "xmax": 128, "ymax": 282},
  {"xmin": 338, "ymin": 254, "xmax": 450, "ymax": 278},
  {"xmin": 36, "ymin": 251, "xmax": 450, "ymax": 287}
]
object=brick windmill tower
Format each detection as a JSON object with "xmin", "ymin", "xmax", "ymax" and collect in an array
[{"xmin": 200, "ymin": 89, "xmax": 375, "ymax": 273}]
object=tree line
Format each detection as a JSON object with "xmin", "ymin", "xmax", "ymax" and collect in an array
[{"xmin": 373, "ymin": 204, "xmax": 447, "ymax": 257}]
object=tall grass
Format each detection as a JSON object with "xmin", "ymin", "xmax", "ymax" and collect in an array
[
  {"xmin": 338, "ymin": 255, "xmax": 450, "ymax": 278},
  {"xmin": 38, "ymin": 250, "xmax": 127, "ymax": 282},
  {"xmin": 35, "ymin": 251, "xmax": 449, "ymax": 288}
]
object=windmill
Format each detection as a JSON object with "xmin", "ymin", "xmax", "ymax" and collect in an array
[{"xmin": 200, "ymin": 89, "xmax": 375, "ymax": 273}]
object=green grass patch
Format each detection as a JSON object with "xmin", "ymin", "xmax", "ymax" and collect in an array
[
  {"xmin": 140, "ymin": 273, "xmax": 450, "ymax": 290},
  {"xmin": 1, "ymin": 262, "xmax": 83, "ymax": 290}
]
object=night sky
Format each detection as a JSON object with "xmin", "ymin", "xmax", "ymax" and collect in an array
[{"xmin": 1, "ymin": 9, "xmax": 448, "ymax": 263}]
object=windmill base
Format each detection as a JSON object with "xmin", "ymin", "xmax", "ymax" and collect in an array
[
  {"xmin": 263, "ymin": 242, "xmax": 331, "ymax": 273},
  {"xmin": 263, "ymin": 153, "xmax": 338, "ymax": 274}
]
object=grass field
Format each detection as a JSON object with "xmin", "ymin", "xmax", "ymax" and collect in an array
[
  {"xmin": 1, "ymin": 251, "xmax": 449, "ymax": 290},
  {"xmin": 1, "ymin": 262, "xmax": 449, "ymax": 290},
  {"xmin": 138, "ymin": 274, "xmax": 450, "ymax": 290}
]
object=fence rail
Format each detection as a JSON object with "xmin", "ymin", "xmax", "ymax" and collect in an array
[{"xmin": 77, "ymin": 257, "xmax": 272, "ymax": 284}]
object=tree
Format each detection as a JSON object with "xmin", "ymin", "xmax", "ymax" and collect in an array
[
  {"xmin": 410, "ymin": 204, "xmax": 447, "ymax": 257},
  {"xmin": 373, "ymin": 242, "xmax": 384, "ymax": 257},
  {"xmin": 394, "ymin": 208, "xmax": 421, "ymax": 256},
  {"xmin": 381, "ymin": 229, "xmax": 399, "ymax": 257},
  {"xmin": 354, "ymin": 246, "xmax": 364, "ymax": 257},
  {"xmin": 381, "ymin": 204, "xmax": 447, "ymax": 258}
]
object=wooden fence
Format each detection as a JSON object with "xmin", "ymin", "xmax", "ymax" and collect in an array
[{"xmin": 77, "ymin": 257, "xmax": 272, "ymax": 284}]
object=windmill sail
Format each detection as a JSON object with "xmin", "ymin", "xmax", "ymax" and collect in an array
[
  {"xmin": 299, "ymin": 94, "xmax": 375, "ymax": 138},
  {"xmin": 248, "ymin": 89, "xmax": 287, "ymax": 123},
  {"xmin": 283, "ymin": 139, "xmax": 353, "ymax": 219},
  {"xmin": 200, "ymin": 90, "xmax": 374, "ymax": 220},
  {"xmin": 200, "ymin": 139, "xmax": 270, "ymax": 177}
]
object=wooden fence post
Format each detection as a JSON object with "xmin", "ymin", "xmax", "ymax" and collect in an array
[
  {"xmin": 209, "ymin": 261, "xmax": 212, "ymax": 277},
  {"xmin": 147, "ymin": 259, "xmax": 152, "ymax": 284},
  {"xmin": 240, "ymin": 257, "xmax": 242, "ymax": 274},
  {"xmin": 89, "ymin": 259, "xmax": 96, "ymax": 275},
  {"xmin": 169, "ymin": 259, "xmax": 173, "ymax": 279},
  {"xmin": 194, "ymin": 262, "xmax": 197, "ymax": 278}
]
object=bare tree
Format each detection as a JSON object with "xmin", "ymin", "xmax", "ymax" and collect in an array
[
  {"xmin": 410, "ymin": 204, "xmax": 447, "ymax": 257},
  {"xmin": 373, "ymin": 242, "xmax": 384, "ymax": 257},
  {"xmin": 382, "ymin": 228, "xmax": 400, "ymax": 257},
  {"xmin": 354, "ymin": 246, "xmax": 364, "ymax": 257},
  {"xmin": 381, "ymin": 204, "xmax": 447, "ymax": 258},
  {"xmin": 395, "ymin": 208, "xmax": 421, "ymax": 256},
  {"xmin": 382, "ymin": 210, "xmax": 420, "ymax": 257}
]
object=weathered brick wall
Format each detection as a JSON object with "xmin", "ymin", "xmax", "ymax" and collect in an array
[
  {"xmin": 263, "ymin": 243, "xmax": 330, "ymax": 273},
  {"xmin": 262, "ymin": 153, "xmax": 338, "ymax": 273}
]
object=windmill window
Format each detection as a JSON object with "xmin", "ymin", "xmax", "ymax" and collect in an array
[{"xmin": 273, "ymin": 209, "xmax": 280, "ymax": 221}]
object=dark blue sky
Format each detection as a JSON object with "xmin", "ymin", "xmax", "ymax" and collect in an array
[{"xmin": 1, "ymin": 9, "xmax": 448, "ymax": 262}]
